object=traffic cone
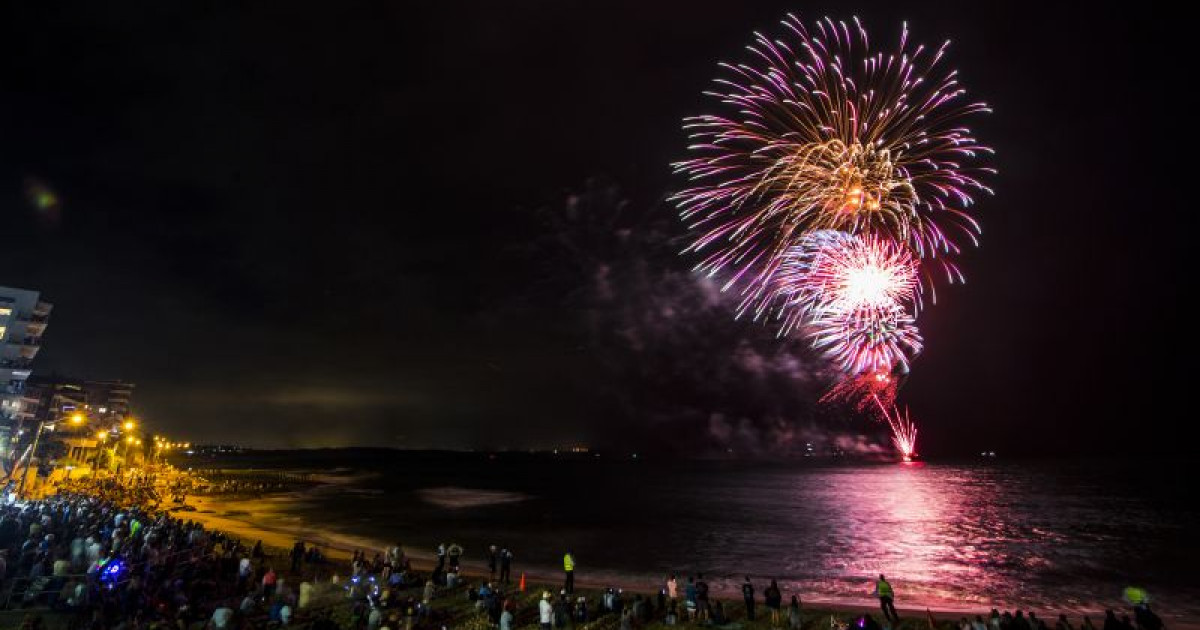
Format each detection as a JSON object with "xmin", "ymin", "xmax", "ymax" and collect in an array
[{"xmin": 519, "ymin": 572, "xmax": 526, "ymax": 592}]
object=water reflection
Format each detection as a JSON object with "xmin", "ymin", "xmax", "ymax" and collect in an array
[{"xmin": 288, "ymin": 457, "xmax": 1197, "ymax": 622}]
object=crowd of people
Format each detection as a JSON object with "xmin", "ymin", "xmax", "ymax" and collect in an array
[
  {"xmin": 950, "ymin": 608, "xmax": 1166, "ymax": 630},
  {"xmin": 0, "ymin": 491, "xmax": 1175, "ymax": 630},
  {"xmin": 0, "ymin": 492, "xmax": 343, "ymax": 629}
]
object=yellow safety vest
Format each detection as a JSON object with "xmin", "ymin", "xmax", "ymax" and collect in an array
[
  {"xmin": 877, "ymin": 580, "xmax": 893, "ymax": 598},
  {"xmin": 563, "ymin": 554, "xmax": 575, "ymax": 571}
]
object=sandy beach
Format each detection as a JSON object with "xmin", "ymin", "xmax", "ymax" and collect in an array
[{"xmin": 173, "ymin": 480, "xmax": 1191, "ymax": 629}]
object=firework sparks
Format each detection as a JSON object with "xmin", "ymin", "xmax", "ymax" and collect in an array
[
  {"xmin": 873, "ymin": 396, "xmax": 918, "ymax": 461},
  {"xmin": 756, "ymin": 231, "xmax": 922, "ymax": 375},
  {"xmin": 674, "ymin": 15, "xmax": 994, "ymax": 300},
  {"xmin": 809, "ymin": 303, "xmax": 923, "ymax": 375},
  {"xmin": 821, "ymin": 369, "xmax": 899, "ymax": 411},
  {"xmin": 758, "ymin": 230, "xmax": 919, "ymax": 333}
]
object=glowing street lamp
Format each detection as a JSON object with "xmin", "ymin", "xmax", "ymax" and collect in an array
[
  {"xmin": 70, "ymin": 413, "xmax": 85, "ymax": 425},
  {"xmin": 123, "ymin": 419, "xmax": 135, "ymax": 431}
]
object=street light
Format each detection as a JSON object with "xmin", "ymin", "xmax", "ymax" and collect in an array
[
  {"xmin": 70, "ymin": 413, "xmax": 85, "ymax": 425},
  {"xmin": 123, "ymin": 419, "xmax": 135, "ymax": 431}
]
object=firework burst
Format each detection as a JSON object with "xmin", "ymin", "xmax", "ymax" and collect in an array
[
  {"xmin": 757, "ymin": 230, "xmax": 919, "ymax": 332},
  {"xmin": 674, "ymin": 15, "xmax": 993, "ymax": 300},
  {"xmin": 755, "ymin": 231, "xmax": 922, "ymax": 375},
  {"xmin": 809, "ymin": 304, "xmax": 923, "ymax": 375}
]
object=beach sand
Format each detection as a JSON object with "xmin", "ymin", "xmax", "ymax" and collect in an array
[{"xmin": 174, "ymin": 487, "xmax": 1190, "ymax": 629}]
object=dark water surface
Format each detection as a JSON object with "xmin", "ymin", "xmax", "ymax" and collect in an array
[{"xmin": 199, "ymin": 453, "xmax": 1197, "ymax": 620}]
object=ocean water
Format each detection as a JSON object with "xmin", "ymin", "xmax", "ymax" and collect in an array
[{"xmin": 192, "ymin": 453, "xmax": 1197, "ymax": 622}]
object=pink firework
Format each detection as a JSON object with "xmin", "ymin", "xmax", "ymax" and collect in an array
[
  {"xmin": 809, "ymin": 304, "xmax": 923, "ymax": 375},
  {"xmin": 873, "ymin": 396, "xmax": 918, "ymax": 461},
  {"xmin": 821, "ymin": 369, "xmax": 898, "ymax": 411},
  {"xmin": 758, "ymin": 230, "xmax": 923, "ymax": 375},
  {"xmin": 674, "ymin": 15, "xmax": 993, "ymax": 302},
  {"xmin": 756, "ymin": 230, "xmax": 919, "ymax": 332}
]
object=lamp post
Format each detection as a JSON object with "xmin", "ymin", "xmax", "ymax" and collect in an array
[
  {"xmin": 93, "ymin": 431, "xmax": 108, "ymax": 473},
  {"xmin": 17, "ymin": 419, "xmax": 46, "ymax": 499}
]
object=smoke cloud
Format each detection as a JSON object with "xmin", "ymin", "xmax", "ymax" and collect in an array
[{"xmin": 515, "ymin": 178, "xmax": 890, "ymax": 455}]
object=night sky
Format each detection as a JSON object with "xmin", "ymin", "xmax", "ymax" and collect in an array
[{"xmin": 1, "ymin": 2, "xmax": 1186, "ymax": 455}]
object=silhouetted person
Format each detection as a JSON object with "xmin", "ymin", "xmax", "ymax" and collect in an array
[
  {"xmin": 1134, "ymin": 605, "xmax": 1164, "ymax": 630},
  {"xmin": 742, "ymin": 576, "xmax": 755, "ymax": 621},
  {"xmin": 764, "ymin": 579, "xmax": 782, "ymax": 624},
  {"xmin": 500, "ymin": 548, "xmax": 513, "ymax": 584},
  {"xmin": 874, "ymin": 574, "xmax": 899, "ymax": 624},
  {"xmin": 290, "ymin": 540, "xmax": 305, "ymax": 573}
]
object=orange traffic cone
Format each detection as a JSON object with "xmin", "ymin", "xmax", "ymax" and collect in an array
[{"xmin": 519, "ymin": 572, "xmax": 526, "ymax": 592}]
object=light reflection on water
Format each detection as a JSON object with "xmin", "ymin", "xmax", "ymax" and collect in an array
[{"xmin": 281, "ymin": 457, "xmax": 1195, "ymax": 622}]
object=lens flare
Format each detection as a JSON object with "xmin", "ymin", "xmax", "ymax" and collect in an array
[{"xmin": 674, "ymin": 15, "xmax": 993, "ymax": 301}]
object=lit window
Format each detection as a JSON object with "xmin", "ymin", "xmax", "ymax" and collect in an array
[
  {"xmin": 0, "ymin": 307, "xmax": 11, "ymax": 317},
  {"xmin": 0, "ymin": 326, "xmax": 6, "ymax": 340}
]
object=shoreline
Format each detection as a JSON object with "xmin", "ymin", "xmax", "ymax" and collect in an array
[{"xmin": 171, "ymin": 482, "xmax": 1192, "ymax": 629}]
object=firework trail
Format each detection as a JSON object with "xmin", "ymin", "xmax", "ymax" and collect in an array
[
  {"xmin": 673, "ymin": 14, "xmax": 993, "ymax": 305},
  {"xmin": 872, "ymin": 395, "xmax": 918, "ymax": 461}
]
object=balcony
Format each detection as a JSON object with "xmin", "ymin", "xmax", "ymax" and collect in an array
[
  {"xmin": 33, "ymin": 301, "xmax": 53, "ymax": 316},
  {"xmin": 1, "ymin": 358, "xmax": 34, "ymax": 370},
  {"xmin": 18, "ymin": 318, "xmax": 48, "ymax": 335}
]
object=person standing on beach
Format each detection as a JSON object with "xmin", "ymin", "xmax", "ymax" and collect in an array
[
  {"xmin": 684, "ymin": 576, "xmax": 697, "ymax": 621},
  {"xmin": 263, "ymin": 566, "xmax": 278, "ymax": 599},
  {"xmin": 436, "ymin": 543, "xmax": 446, "ymax": 573},
  {"xmin": 500, "ymin": 548, "xmax": 513, "ymax": 584},
  {"xmin": 237, "ymin": 555, "xmax": 252, "ymax": 591},
  {"xmin": 696, "ymin": 573, "xmax": 710, "ymax": 621},
  {"xmin": 540, "ymin": 591, "xmax": 554, "ymax": 630},
  {"xmin": 563, "ymin": 550, "xmax": 575, "ymax": 594},
  {"xmin": 448, "ymin": 543, "xmax": 463, "ymax": 571},
  {"xmin": 764, "ymin": 579, "xmax": 782, "ymax": 624},
  {"xmin": 788, "ymin": 595, "xmax": 802, "ymax": 630},
  {"xmin": 742, "ymin": 576, "xmax": 755, "ymax": 621},
  {"xmin": 291, "ymin": 540, "xmax": 305, "ymax": 573},
  {"xmin": 667, "ymin": 574, "xmax": 678, "ymax": 601},
  {"xmin": 488, "ymin": 545, "xmax": 499, "ymax": 579},
  {"xmin": 873, "ymin": 574, "xmax": 899, "ymax": 624}
]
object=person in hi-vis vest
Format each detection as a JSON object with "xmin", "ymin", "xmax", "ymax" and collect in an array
[
  {"xmin": 563, "ymin": 551, "xmax": 576, "ymax": 594},
  {"xmin": 873, "ymin": 574, "xmax": 899, "ymax": 623}
]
